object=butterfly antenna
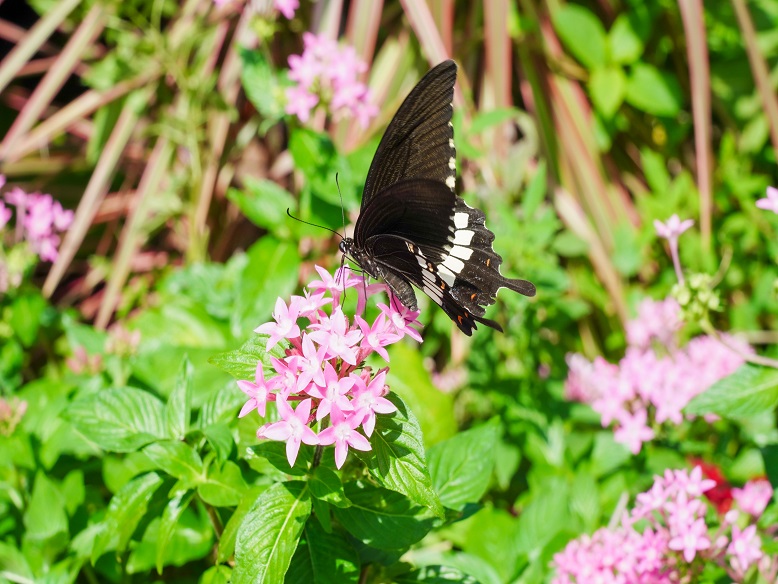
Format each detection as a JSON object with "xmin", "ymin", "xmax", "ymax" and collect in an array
[
  {"xmin": 285, "ymin": 209, "xmax": 344, "ymax": 239},
  {"xmin": 335, "ymin": 172, "xmax": 346, "ymax": 236}
]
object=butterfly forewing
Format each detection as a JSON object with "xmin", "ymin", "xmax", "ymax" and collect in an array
[{"xmin": 361, "ymin": 60, "xmax": 458, "ymax": 209}]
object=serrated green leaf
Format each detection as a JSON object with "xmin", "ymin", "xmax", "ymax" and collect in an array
[
  {"xmin": 249, "ymin": 441, "xmax": 312, "ymax": 477},
  {"xmin": 625, "ymin": 63, "xmax": 683, "ymax": 117},
  {"xmin": 589, "ymin": 66, "xmax": 626, "ymax": 118},
  {"xmin": 218, "ymin": 485, "xmax": 269, "ymax": 564},
  {"xmin": 685, "ymin": 364, "xmax": 778, "ymax": 417},
  {"xmin": 92, "ymin": 472, "xmax": 164, "ymax": 562},
  {"xmin": 333, "ymin": 481, "xmax": 434, "ymax": 550},
  {"xmin": 428, "ymin": 420, "xmax": 499, "ymax": 510},
  {"xmin": 166, "ymin": 357, "xmax": 192, "ymax": 439},
  {"xmin": 356, "ymin": 394, "xmax": 443, "ymax": 517},
  {"xmin": 209, "ymin": 334, "xmax": 285, "ymax": 381},
  {"xmin": 65, "ymin": 386, "xmax": 166, "ymax": 452},
  {"xmin": 285, "ymin": 521, "xmax": 359, "ymax": 584},
  {"xmin": 309, "ymin": 466, "xmax": 349, "ymax": 508},
  {"xmin": 156, "ymin": 489, "xmax": 195, "ymax": 574},
  {"xmin": 233, "ymin": 481, "xmax": 311, "ymax": 584},
  {"xmin": 198, "ymin": 460, "xmax": 247, "ymax": 507},
  {"xmin": 553, "ymin": 5, "xmax": 608, "ymax": 68},
  {"xmin": 143, "ymin": 440, "xmax": 205, "ymax": 485}
]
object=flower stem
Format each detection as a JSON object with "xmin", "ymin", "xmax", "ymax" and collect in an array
[{"xmin": 700, "ymin": 320, "xmax": 778, "ymax": 369}]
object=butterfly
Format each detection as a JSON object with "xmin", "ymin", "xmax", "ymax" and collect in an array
[{"xmin": 339, "ymin": 59, "xmax": 536, "ymax": 335}]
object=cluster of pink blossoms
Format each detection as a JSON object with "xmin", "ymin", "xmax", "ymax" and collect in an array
[
  {"xmin": 553, "ymin": 467, "xmax": 773, "ymax": 583},
  {"xmin": 285, "ymin": 32, "xmax": 378, "ymax": 127},
  {"xmin": 0, "ymin": 176, "xmax": 73, "ymax": 262},
  {"xmin": 565, "ymin": 297, "xmax": 751, "ymax": 454},
  {"xmin": 237, "ymin": 266, "xmax": 422, "ymax": 469}
]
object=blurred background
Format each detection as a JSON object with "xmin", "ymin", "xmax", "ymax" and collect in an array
[{"xmin": 1, "ymin": 0, "xmax": 778, "ymax": 582}]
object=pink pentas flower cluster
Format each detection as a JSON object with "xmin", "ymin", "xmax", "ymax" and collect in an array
[
  {"xmin": 0, "ymin": 176, "xmax": 73, "ymax": 262},
  {"xmin": 565, "ymin": 298, "xmax": 751, "ymax": 454},
  {"xmin": 732, "ymin": 479, "xmax": 774, "ymax": 518},
  {"xmin": 238, "ymin": 266, "xmax": 422, "ymax": 469},
  {"xmin": 552, "ymin": 467, "xmax": 772, "ymax": 583},
  {"xmin": 285, "ymin": 32, "xmax": 378, "ymax": 128}
]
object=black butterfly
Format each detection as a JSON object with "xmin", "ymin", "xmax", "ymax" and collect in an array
[{"xmin": 340, "ymin": 60, "xmax": 536, "ymax": 335}]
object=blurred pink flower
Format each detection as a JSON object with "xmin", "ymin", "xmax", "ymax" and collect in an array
[
  {"xmin": 565, "ymin": 299, "xmax": 750, "ymax": 455},
  {"xmin": 285, "ymin": 32, "xmax": 377, "ymax": 128},
  {"xmin": 553, "ymin": 467, "xmax": 770, "ymax": 583},
  {"xmin": 756, "ymin": 186, "xmax": 778, "ymax": 214},
  {"xmin": 654, "ymin": 214, "xmax": 694, "ymax": 284},
  {"xmin": 274, "ymin": 0, "xmax": 298, "ymax": 19},
  {"xmin": 732, "ymin": 479, "xmax": 773, "ymax": 517},
  {"xmin": 0, "ymin": 202, "xmax": 10, "ymax": 229},
  {"xmin": 2, "ymin": 183, "xmax": 72, "ymax": 262}
]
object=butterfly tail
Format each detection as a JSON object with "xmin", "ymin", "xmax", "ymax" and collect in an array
[{"xmin": 504, "ymin": 278, "xmax": 536, "ymax": 297}]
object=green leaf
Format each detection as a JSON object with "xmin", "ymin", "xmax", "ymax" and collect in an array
[
  {"xmin": 285, "ymin": 521, "xmax": 360, "ymax": 584},
  {"xmin": 625, "ymin": 63, "xmax": 683, "ymax": 117},
  {"xmin": 202, "ymin": 422, "xmax": 235, "ymax": 462},
  {"xmin": 166, "ymin": 357, "xmax": 193, "ymax": 439},
  {"xmin": 9, "ymin": 292, "xmax": 46, "ymax": 347},
  {"xmin": 393, "ymin": 565, "xmax": 480, "ymax": 583},
  {"xmin": 218, "ymin": 486, "xmax": 269, "ymax": 564},
  {"xmin": 143, "ymin": 440, "xmax": 205, "ymax": 485},
  {"xmin": 240, "ymin": 48, "xmax": 288, "ymax": 124},
  {"xmin": 201, "ymin": 565, "xmax": 233, "ymax": 584},
  {"xmin": 24, "ymin": 471, "xmax": 68, "ymax": 543},
  {"xmin": 469, "ymin": 108, "xmax": 520, "ymax": 135},
  {"xmin": 232, "ymin": 238, "xmax": 301, "ymax": 337},
  {"xmin": 92, "ymin": 472, "xmax": 164, "ymax": 562},
  {"xmin": 428, "ymin": 420, "xmax": 499, "ymax": 510},
  {"xmin": 309, "ymin": 466, "xmax": 349, "ymax": 508},
  {"xmin": 233, "ymin": 481, "xmax": 311, "ymax": 584},
  {"xmin": 156, "ymin": 489, "xmax": 195, "ymax": 574},
  {"xmin": 589, "ymin": 66, "xmax": 626, "ymax": 118},
  {"xmin": 333, "ymin": 481, "xmax": 434, "ymax": 550},
  {"xmin": 355, "ymin": 394, "xmax": 443, "ymax": 517},
  {"xmin": 228, "ymin": 178, "xmax": 296, "ymax": 239},
  {"xmin": 198, "ymin": 460, "xmax": 247, "ymax": 507},
  {"xmin": 552, "ymin": 5, "xmax": 608, "ymax": 69},
  {"xmin": 609, "ymin": 13, "xmax": 645, "ymax": 64},
  {"xmin": 209, "ymin": 334, "xmax": 285, "ymax": 381},
  {"xmin": 685, "ymin": 364, "xmax": 778, "ymax": 417},
  {"xmin": 250, "ymin": 441, "xmax": 313, "ymax": 477},
  {"xmin": 65, "ymin": 386, "xmax": 166, "ymax": 452},
  {"xmin": 461, "ymin": 507, "xmax": 523, "ymax": 582},
  {"xmin": 0, "ymin": 541, "xmax": 33, "ymax": 580}
]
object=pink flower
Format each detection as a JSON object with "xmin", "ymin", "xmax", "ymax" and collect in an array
[
  {"xmin": 284, "ymin": 85, "xmax": 319, "ymax": 123},
  {"xmin": 378, "ymin": 302, "xmax": 423, "ymax": 342},
  {"xmin": 351, "ymin": 368, "xmax": 396, "ymax": 436},
  {"xmin": 654, "ymin": 214, "xmax": 694, "ymax": 284},
  {"xmin": 614, "ymin": 408, "xmax": 655, "ymax": 454},
  {"xmin": 308, "ymin": 306, "xmax": 362, "ymax": 365},
  {"xmin": 285, "ymin": 33, "xmax": 377, "ymax": 127},
  {"xmin": 668, "ymin": 517, "xmax": 710, "ymax": 562},
  {"xmin": 654, "ymin": 214, "xmax": 694, "ymax": 240},
  {"xmin": 317, "ymin": 405, "xmax": 371, "ymax": 469},
  {"xmin": 274, "ymin": 0, "xmax": 298, "ymax": 19},
  {"xmin": 259, "ymin": 398, "xmax": 319, "ymax": 467},
  {"xmin": 292, "ymin": 289, "xmax": 332, "ymax": 320},
  {"xmin": 355, "ymin": 313, "xmax": 399, "ymax": 362},
  {"xmin": 732, "ymin": 479, "xmax": 773, "ymax": 517},
  {"xmin": 727, "ymin": 524, "xmax": 763, "ymax": 574},
  {"xmin": 0, "ymin": 202, "xmax": 10, "ymax": 230},
  {"xmin": 254, "ymin": 297, "xmax": 302, "ymax": 350},
  {"xmin": 626, "ymin": 298, "xmax": 682, "ymax": 350},
  {"xmin": 306, "ymin": 361, "xmax": 354, "ymax": 421},
  {"xmin": 295, "ymin": 334, "xmax": 327, "ymax": 391},
  {"xmin": 756, "ymin": 186, "xmax": 778, "ymax": 214},
  {"xmin": 237, "ymin": 362, "xmax": 278, "ymax": 418}
]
